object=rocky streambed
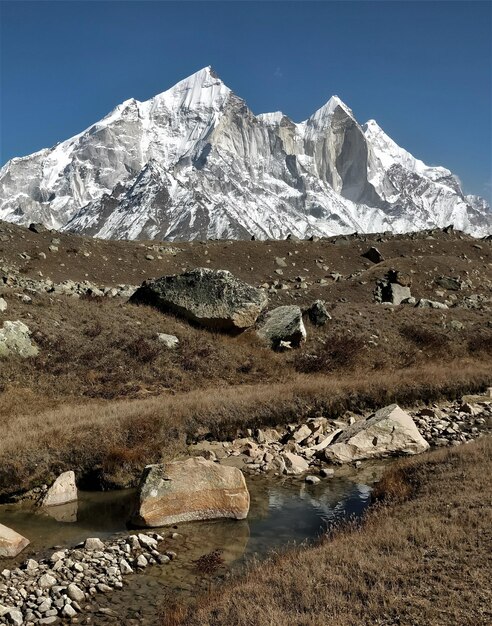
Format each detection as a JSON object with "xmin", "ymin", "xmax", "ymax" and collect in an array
[
  {"xmin": 0, "ymin": 396, "xmax": 491, "ymax": 625},
  {"xmin": 0, "ymin": 473, "xmax": 379, "ymax": 625}
]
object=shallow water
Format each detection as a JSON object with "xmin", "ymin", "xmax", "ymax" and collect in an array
[{"xmin": 0, "ymin": 471, "xmax": 381, "ymax": 623}]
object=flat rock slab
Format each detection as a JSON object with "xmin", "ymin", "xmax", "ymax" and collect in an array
[
  {"xmin": 0, "ymin": 523, "xmax": 30, "ymax": 557},
  {"xmin": 132, "ymin": 457, "xmax": 250, "ymax": 527},
  {"xmin": 131, "ymin": 268, "xmax": 267, "ymax": 331},
  {"xmin": 325, "ymin": 404, "xmax": 429, "ymax": 463}
]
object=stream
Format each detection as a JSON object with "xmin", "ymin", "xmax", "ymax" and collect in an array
[{"xmin": 0, "ymin": 465, "xmax": 385, "ymax": 623}]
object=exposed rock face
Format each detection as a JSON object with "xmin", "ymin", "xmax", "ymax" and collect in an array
[
  {"xmin": 0, "ymin": 523, "xmax": 30, "ymax": 557},
  {"xmin": 132, "ymin": 457, "xmax": 250, "ymax": 527},
  {"xmin": 41, "ymin": 471, "xmax": 77, "ymax": 507},
  {"xmin": 256, "ymin": 305, "xmax": 306, "ymax": 348},
  {"xmin": 325, "ymin": 404, "xmax": 429, "ymax": 462},
  {"xmin": 0, "ymin": 320, "xmax": 38, "ymax": 358},
  {"xmin": 307, "ymin": 300, "xmax": 331, "ymax": 326},
  {"xmin": 131, "ymin": 268, "xmax": 267, "ymax": 331}
]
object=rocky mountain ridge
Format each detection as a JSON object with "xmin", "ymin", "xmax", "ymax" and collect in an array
[{"xmin": 1, "ymin": 67, "xmax": 490, "ymax": 240}]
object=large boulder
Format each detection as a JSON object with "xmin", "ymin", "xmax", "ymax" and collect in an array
[
  {"xmin": 0, "ymin": 523, "xmax": 30, "ymax": 557},
  {"xmin": 325, "ymin": 404, "xmax": 429, "ymax": 463},
  {"xmin": 256, "ymin": 306, "xmax": 306, "ymax": 348},
  {"xmin": 0, "ymin": 320, "xmax": 38, "ymax": 358},
  {"xmin": 132, "ymin": 457, "xmax": 250, "ymax": 527},
  {"xmin": 130, "ymin": 268, "xmax": 267, "ymax": 331},
  {"xmin": 41, "ymin": 471, "xmax": 77, "ymax": 507}
]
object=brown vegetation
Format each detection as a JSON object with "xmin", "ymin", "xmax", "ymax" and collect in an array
[
  {"xmin": 0, "ymin": 361, "xmax": 490, "ymax": 498},
  {"xmin": 160, "ymin": 437, "xmax": 492, "ymax": 626}
]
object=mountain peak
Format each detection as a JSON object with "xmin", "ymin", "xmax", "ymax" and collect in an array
[
  {"xmin": 307, "ymin": 94, "xmax": 354, "ymax": 127},
  {"xmin": 150, "ymin": 66, "xmax": 230, "ymax": 112}
]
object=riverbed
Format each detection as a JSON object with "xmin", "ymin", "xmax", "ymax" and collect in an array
[{"xmin": 0, "ymin": 466, "xmax": 385, "ymax": 623}]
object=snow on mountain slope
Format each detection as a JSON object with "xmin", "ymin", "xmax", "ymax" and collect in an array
[{"xmin": 0, "ymin": 66, "xmax": 490, "ymax": 240}]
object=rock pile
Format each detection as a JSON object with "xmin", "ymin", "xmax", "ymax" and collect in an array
[
  {"xmin": 0, "ymin": 533, "xmax": 174, "ymax": 624},
  {"xmin": 413, "ymin": 401, "xmax": 492, "ymax": 447},
  {"xmin": 1, "ymin": 267, "xmax": 137, "ymax": 300},
  {"xmin": 192, "ymin": 400, "xmax": 491, "ymax": 477}
]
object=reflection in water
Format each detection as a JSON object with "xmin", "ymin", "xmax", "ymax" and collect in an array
[
  {"xmin": 0, "ymin": 472, "xmax": 379, "ymax": 624},
  {"xmin": 41, "ymin": 500, "xmax": 78, "ymax": 523}
]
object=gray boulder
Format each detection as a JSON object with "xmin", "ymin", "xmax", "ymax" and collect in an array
[
  {"xmin": 362, "ymin": 247, "xmax": 385, "ymax": 264},
  {"xmin": 325, "ymin": 404, "xmax": 429, "ymax": 463},
  {"xmin": 307, "ymin": 300, "xmax": 331, "ymax": 326},
  {"xmin": 256, "ymin": 306, "xmax": 306, "ymax": 348},
  {"xmin": 386, "ymin": 283, "xmax": 412, "ymax": 305},
  {"xmin": 435, "ymin": 276, "xmax": 463, "ymax": 291},
  {"xmin": 0, "ymin": 320, "xmax": 38, "ymax": 358},
  {"xmin": 131, "ymin": 268, "xmax": 267, "ymax": 331}
]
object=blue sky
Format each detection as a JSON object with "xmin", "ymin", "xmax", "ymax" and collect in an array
[{"xmin": 1, "ymin": 1, "xmax": 491, "ymax": 201}]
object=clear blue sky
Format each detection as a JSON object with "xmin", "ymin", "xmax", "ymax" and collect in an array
[{"xmin": 1, "ymin": 1, "xmax": 491, "ymax": 201}]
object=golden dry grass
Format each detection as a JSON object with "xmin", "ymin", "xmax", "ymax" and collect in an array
[
  {"xmin": 161, "ymin": 437, "xmax": 492, "ymax": 626},
  {"xmin": 0, "ymin": 360, "xmax": 490, "ymax": 497}
]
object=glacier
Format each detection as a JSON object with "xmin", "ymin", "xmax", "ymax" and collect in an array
[{"xmin": 0, "ymin": 66, "xmax": 490, "ymax": 240}]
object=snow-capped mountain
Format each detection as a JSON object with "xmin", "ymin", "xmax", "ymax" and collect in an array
[{"xmin": 0, "ymin": 66, "xmax": 490, "ymax": 240}]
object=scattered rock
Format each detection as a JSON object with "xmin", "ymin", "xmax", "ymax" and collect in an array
[
  {"xmin": 132, "ymin": 457, "xmax": 250, "ymax": 527},
  {"xmin": 41, "ymin": 471, "xmax": 77, "ymax": 507},
  {"xmin": 131, "ymin": 268, "xmax": 268, "ymax": 332},
  {"xmin": 306, "ymin": 300, "xmax": 331, "ymax": 326},
  {"xmin": 256, "ymin": 305, "xmax": 306, "ymax": 348},
  {"xmin": 416, "ymin": 299, "xmax": 448, "ymax": 309},
  {"xmin": 362, "ymin": 247, "xmax": 385, "ymax": 264},
  {"xmin": 28, "ymin": 223, "xmax": 47, "ymax": 234},
  {"xmin": 435, "ymin": 276, "xmax": 463, "ymax": 291},
  {"xmin": 156, "ymin": 333, "xmax": 179, "ymax": 349}
]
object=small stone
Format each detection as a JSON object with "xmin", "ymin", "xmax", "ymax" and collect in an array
[
  {"xmin": 119, "ymin": 559, "xmax": 133, "ymax": 575},
  {"xmin": 38, "ymin": 573, "xmax": 57, "ymax": 588},
  {"xmin": 62, "ymin": 603, "xmax": 77, "ymax": 618},
  {"xmin": 305, "ymin": 475, "xmax": 321, "ymax": 484},
  {"xmin": 84, "ymin": 537, "xmax": 105, "ymax": 551},
  {"xmin": 320, "ymin": 468, "xmax": 335, "ymax": 478},
  {"xmin": 136, "ymin": 555, "xmax": 148, "ymax": 568},
  {"xmin": 67, "ymin": 583, "xmax": 84, "ymax": 602}
]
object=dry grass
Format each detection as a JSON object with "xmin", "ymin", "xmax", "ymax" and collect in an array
[
  {"xmin": 160, "ymin": 437, "xmax": 492, "ymax": 626},
  {"xmin": 0, "ymin": 361, "xmax": 490, "ymax": 498}
]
